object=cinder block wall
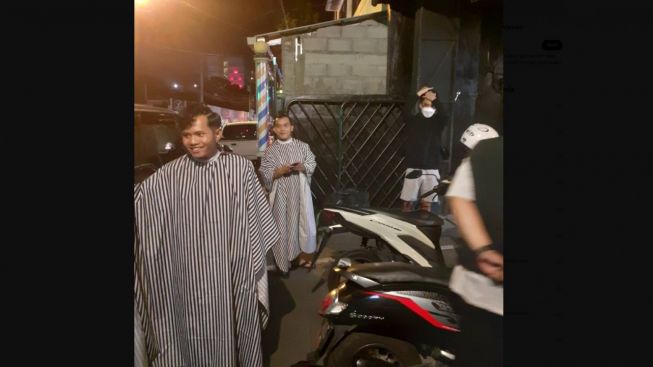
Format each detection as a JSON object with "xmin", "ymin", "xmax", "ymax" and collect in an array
[{"xmin": 282, "ymin": 19, "xmax": 388, "ymax": 97}]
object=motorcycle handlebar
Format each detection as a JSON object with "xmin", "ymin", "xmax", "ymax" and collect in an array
[{"xmin": 419, "ymin": 180, "xmax": 451, "ymax": 199}]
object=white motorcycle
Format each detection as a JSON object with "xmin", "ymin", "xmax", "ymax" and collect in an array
[{"xmin": 311, "ymin": 170, "xmax": 451, "ymax": 290}]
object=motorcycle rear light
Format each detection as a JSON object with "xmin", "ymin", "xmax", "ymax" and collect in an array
[
  {"xmin": 321, "ymin": 210, "xmax": 338, "ymax": 225},
  {"xmin": 324, "ymin": 301, "xmax": 348, "ymax": 315},
  {"xmin": 320, "ymin": 289, "xmax": 337, "ymax": 314},
  {"xmin": 320, "ymin": 283, "xmax": 347, "ymax": 314}
]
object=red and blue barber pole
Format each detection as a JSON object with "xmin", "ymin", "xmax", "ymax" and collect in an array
[{"xmin": 255, "ymin": 57, "xmax": 270, "ymax": 156}]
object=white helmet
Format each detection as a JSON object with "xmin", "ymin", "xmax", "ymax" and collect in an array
[{"xmin": 460, "ymin": 123, "xmax": 499, "ymax": 149}]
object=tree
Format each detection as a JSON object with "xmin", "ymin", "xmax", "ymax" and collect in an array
[{"xmin": 275, "ymin": 0, "xmax": 327, "ymax": 30}]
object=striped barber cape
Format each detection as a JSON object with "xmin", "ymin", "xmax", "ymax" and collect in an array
[{"xmin": 134, "ymin": 153, "xmax": 279, "ymax": 367}]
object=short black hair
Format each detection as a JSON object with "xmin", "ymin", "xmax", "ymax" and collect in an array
[
  {"xmin": 273, "ymin": 113, "xmax": 292, "ymax": 127},
  {"xmin": 180, "ymin": 104, "xmax": 222, "ymax": 130}
]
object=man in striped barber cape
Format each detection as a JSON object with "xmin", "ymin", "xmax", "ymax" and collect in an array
[
  {"xmin": 134, "ymin": 106, "xmax": 280, "ymax": 367},
  {"xmin": 259, "ymin": 114, "xmax": 317, "ymax": 275}
]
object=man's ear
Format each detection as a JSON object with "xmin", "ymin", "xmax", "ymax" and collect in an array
[{"xmin": 215, "ymin": 128, "xmax": 222, "ymax": 141}]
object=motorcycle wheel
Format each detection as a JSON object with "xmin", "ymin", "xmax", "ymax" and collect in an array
[
  {"xmin": 327, "ymin": 249, "xmax": 382, "ymax": 290},
  {"xmin": 326, "ymin": 332, "xmax": 422, "ymax": 367}
]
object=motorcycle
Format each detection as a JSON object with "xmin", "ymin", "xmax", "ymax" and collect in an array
[
  {"xmin": 311, "ymin": 170, "xmax": 451, "ymax": 290},
  {"xmin": 309, "ymin": 260, "xmax": 460, "ymax": 367}
]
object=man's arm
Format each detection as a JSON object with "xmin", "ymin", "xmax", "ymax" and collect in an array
[
  {"xmin": 447, "ymin": 159, "xmax": 503, "ymax": 282},
  {"xmin": 259, "ymin": 149, "xmax": 290, "ymax": 191},
  {"xmin": 273, "ymin": 165, "xmax": 292, "ymax": 179},
  {"xmin": 293, "ymin": 143, "xmax": 317, "ymax": 176},
  {"xmin": 449, "ymin": 197, "xmax": 503, "ymax": 282},
  {"xmin": 448, "ymin": 196, "xmax": 492, "ymax": 251}
]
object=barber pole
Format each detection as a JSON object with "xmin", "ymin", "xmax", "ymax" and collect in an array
[{"xmin": 255, "ymin": 57, "xmax": 269, "ymax": 156}]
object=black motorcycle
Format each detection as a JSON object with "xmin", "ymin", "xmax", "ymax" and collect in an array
[{"xmin": 309, "ymin": 261, "xmax": 460, "ymax": 367}]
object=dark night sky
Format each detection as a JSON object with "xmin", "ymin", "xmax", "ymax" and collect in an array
[{"xmin": 135, "ymin": 0, "xmax": 332, "ymax": 88}]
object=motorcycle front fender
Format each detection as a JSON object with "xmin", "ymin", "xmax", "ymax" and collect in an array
[{"xmin": 308, "ymin": 322, "xmax": 356, "ymax": 365}]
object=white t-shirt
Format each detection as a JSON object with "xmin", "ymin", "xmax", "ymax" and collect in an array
[
  {"xmin": 446, "ymin": 157, "xmax": 503, "ymax": 315},
  {"xmin": 445, "ymin": 158, "xmax": 475, "ymax": 201}
]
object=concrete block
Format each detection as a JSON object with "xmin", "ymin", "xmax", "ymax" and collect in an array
[
  {"xmin": 359, "ymin": 54, "xmax": 387, "ymax": 66},
  {"xmin": 316, "ymin": 26, "xmax": 341, "ymax": 38},
  {"xmin": 352, "ymin": 38, "xmax": 377, "ymax": 53},
  {"xmin": 353, "ymin": 64, "xmax": 383, "ymax": 77},
  {"xmin": 302, "ymin": 37, "xmax": 327, "ymax": 51},
  {"xmin": 305, "ymin": 63, "xmax": 327, "ymax": 76},
  {"xmin": 367, "ymin": 24, "xmax": 388, "ymax": 38},
  {"xmin": 327, "ymin": 64, "xmax": 352, "ymax": 77},
  {"xmin": 328, "ymin": 38, "xmax": 352, "ymax": 52},
  {"xmin": 342, "ymin": 79, "xmax": 363, "ymax": 94},
  {"xmin": 377, "ymin": 39, "xmax": 388, "ymax": 53},
  {"xmin": 363, "ymin": 78, "xmax": 386, "ymax": 94},
  {"xmin": 320, "ymin": 77, "xmax": 339, "ymax": 93},
  {"xmin": 341, "ymin": 24, "xmax": 366, "ymax": 38},
  {"xmin": 306, "ymin": 53, "xmax": 385, "ymax": 66}
]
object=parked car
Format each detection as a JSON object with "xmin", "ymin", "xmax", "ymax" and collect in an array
[
  {"xmin": 134, "ymin": 104, "xmax": 184, "ymax": 184},
  {"xmin": 221, "ymin": 121, "xmax": 259, "ymax": 161}
]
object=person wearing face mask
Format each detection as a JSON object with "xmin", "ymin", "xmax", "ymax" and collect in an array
[{"xmin": 400, "ymin": 85, "xmax": 450, "ymax": 213}]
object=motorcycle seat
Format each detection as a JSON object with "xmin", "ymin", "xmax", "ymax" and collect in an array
[
  {"xmin": 348, "ymin": 262, "xmax": 451, "ymax": 287},
  {"xmin": 375, "ymin": 209, "xmax": 444, "ymax": 228}
]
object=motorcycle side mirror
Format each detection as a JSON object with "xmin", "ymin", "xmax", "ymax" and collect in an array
[{"xmin": 405, "ymin": 170, "xmax": 422, "ymax": 179}]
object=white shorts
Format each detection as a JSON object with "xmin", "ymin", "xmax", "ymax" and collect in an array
[{"xmin": 400, "ymin": 168, "xmax": 440, "ymax": 203}]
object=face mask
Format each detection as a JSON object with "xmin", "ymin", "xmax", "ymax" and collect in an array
[{"xmin": 421, "ymin": 106, "xmax": 436, "ymax": 118}]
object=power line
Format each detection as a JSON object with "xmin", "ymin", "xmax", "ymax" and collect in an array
[{"xmin": 279, "ymin": 0, "xmax": 289, "ymax": 29}]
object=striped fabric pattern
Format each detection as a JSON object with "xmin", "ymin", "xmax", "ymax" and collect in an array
[
  {"xmin": 134, "ymin": 153, "xmax": 279, "ymax": 367},
  {"xmin": 259, "ymin": 139, "xmax": 317, "ymax": 272}
]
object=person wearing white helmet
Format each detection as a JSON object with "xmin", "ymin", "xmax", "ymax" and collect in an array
[
  {"xmin": 460, "ymin": 123, "xmax": 500, "ymax": 150},
  {"xmin": 445, "ymin": 123, "xmax": 499, "ymax": 199},
  {"xmin": 446, "ymin": 123, "xmax": 503, "ymax": 367}
]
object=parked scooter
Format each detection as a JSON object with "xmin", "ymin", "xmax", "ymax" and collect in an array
[
  {"xmin": 309, "ymin": 260, "xmax": 459, "ymax": 367},
  {"xmin": 312, "ymin": 171, "xmax": 450, "ymax": 289}
]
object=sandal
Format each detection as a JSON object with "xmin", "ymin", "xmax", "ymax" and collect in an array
[{"xmin": 297, "ymin": 258, "xmax": 313, "ymax": 268}]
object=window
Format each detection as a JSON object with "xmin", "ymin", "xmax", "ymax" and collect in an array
[
  {"xmin": 222, "ymin": 124, "xmax": 257, "ymax": 140},
  {"xmin": 140, "ymin": 112, "xmax": 181, "ymax": 154}
]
